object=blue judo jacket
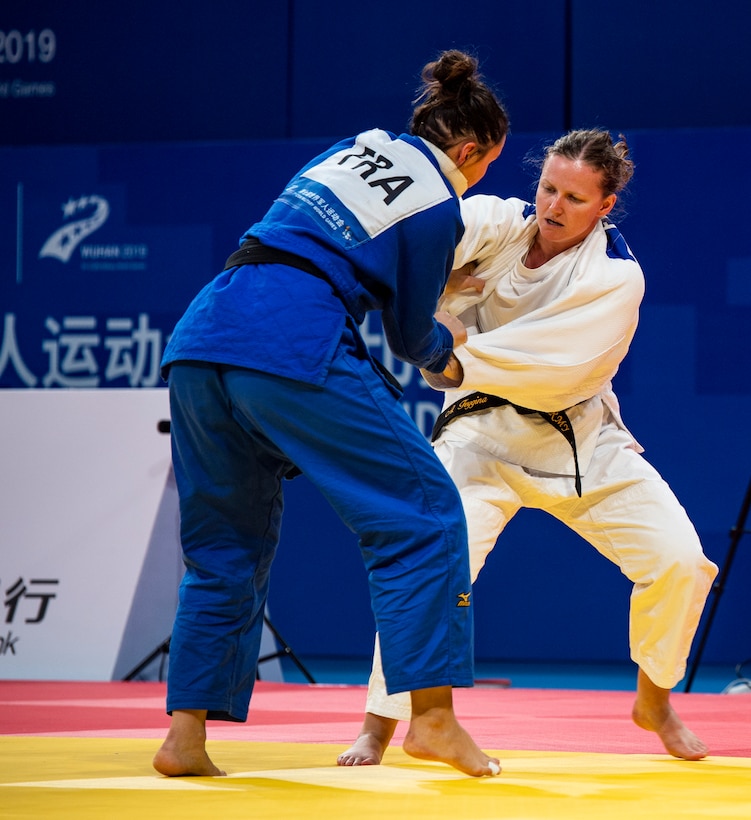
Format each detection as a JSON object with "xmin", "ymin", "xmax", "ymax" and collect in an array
[{"xmin": 162, "ymin": 129, "xmax": 465, "ymax": 385}]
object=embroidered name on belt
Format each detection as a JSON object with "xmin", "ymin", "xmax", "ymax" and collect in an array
[{"xmin": 432, "ymin": 391, "xmax": 583, "ymax": 497}]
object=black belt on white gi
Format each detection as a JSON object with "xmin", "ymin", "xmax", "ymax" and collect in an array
[{"xmin": 432, "ymin": 391, "xmax": 582, "ymax": 497}]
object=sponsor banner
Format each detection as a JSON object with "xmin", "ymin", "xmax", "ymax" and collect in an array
[{"xmin": 0, "ymin": 389, "xmax": 173, "ymax": 680}]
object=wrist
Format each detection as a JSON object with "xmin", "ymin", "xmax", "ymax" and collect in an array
[{"xmin": 421, "ymin": 354, "xmax": 464, "ymax": 390}]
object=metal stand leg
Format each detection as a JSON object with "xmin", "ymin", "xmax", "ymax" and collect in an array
[
  {"xmin": 121, "ymin": 618, "xmax": 316, "ymax": 684},
  {"xmin": 684, "ymin": 476, "xmax": 751, "ymax": 692},
  {"xmin": 123, "ymin": 637, "xmax": 171, "ymax": 681},
  {"xmin": 258, "ymin": 615, "xmax": 316, "ymax": 683}
]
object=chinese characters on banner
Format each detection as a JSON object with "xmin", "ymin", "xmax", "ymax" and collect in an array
[
  {"xmin": 0, "ymin": 310, "xmax": 441, "ymax": 433},
  {"xmin": 1, "ymin": 578, "xmax": 59, "ymax": 657},
  {"xmin": 0, "ymin": 312, "xmax": 162, "ymax": 388}
]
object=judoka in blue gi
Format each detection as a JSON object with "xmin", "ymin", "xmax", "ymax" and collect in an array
[{"xmin": 153, "ymin": 49, "xmax": 509, "ymax": 779}]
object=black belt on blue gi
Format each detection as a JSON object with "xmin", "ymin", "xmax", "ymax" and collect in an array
[
  {"xmin": 224, "ymin": 236, "xmax": 329, "ymax": 280},
  {"xmin": 432, "ymin": 391, "xmax": 582, "ymax": 497},
  {"xmin": 223, "ymin": 237, "xmax": 403, "ymax": 397}
]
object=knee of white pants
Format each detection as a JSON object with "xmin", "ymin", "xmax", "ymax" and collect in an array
[
  {"xmin": 644, "ymin": 540, "xmax": 718, "ymax": 590},
  {"xmin": 462, "ymin": 494, "xmax": 507, "ymax": 582},
  {"xmin": 434, "ymin": 437, "xmax": 518, "ymax": 582}
]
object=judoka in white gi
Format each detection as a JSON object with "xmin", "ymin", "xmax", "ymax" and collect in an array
[{"xmin": 340, "ymin": 129, "xmax": 719, "ymax": 767}]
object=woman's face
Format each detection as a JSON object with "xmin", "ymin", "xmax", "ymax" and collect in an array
[{"xmin": 535, "ymin": 154, "xmax": 616, "ymax": 252}]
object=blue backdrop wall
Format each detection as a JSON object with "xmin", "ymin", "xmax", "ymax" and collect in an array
[{"xmin": 1, "ymin": 1, "xmax": 750, "ymax": 672}]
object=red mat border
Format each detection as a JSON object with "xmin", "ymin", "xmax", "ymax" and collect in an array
[{"xmin": 1, "ymin": 680, "xmax": 749, "ymax": 757}]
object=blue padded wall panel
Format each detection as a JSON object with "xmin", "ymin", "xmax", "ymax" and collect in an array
[
  {"xmin": 571, "ymin": 0, "xmax": 751, "ymax": 129},
  {"xmin": 1, "ymin": 0, "xmax": 290, "ymax": 145},
  {"xmin": 288, "ymin": 1, "xmax": 566, "ymax": 139}
]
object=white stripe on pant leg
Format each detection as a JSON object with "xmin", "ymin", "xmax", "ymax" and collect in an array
[{"xmin": 365, "ymin": 633, "xmax": 412, "ymax": 721}]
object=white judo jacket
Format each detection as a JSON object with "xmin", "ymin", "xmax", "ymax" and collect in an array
[{"xmin": 438, "ymin": 194, "xmax": 647, "ymax": 479}]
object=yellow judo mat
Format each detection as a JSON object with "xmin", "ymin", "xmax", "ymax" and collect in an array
[{"xmin": 2, "ymin": 737, "xmax": 750, "ymax": 819}]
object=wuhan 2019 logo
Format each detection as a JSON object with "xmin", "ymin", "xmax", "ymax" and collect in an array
[
  {"xmin": 35, "ymin": 193, "xmax": 149, "ymax": 270},
  {"xmin": 1, "ymin": 190, "xmax": 162, "ymax": 389},
  {"xmin": 38, "ymin": 195, "xmax": 110, "ymax": 263}
]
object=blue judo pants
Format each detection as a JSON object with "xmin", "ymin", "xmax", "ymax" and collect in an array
[{"xmin": 165, "ymin": 327, "xmax": 474, "ymax": 722}]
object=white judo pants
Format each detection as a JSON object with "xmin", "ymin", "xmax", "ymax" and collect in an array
[{"xmin": 365, "ymin": 415, "xmax": 719, "ymax": 720}]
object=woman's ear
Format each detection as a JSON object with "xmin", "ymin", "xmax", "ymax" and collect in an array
[
  {"xmin": 457, "ymin": 141, "xmax": 478, "ymax": 166},
  {"xmin": 600, "ymin": 193, "xmax": 617, "ymax": 216}
]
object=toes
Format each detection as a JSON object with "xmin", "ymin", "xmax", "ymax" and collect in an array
[{"xmin": 337, "ymin": 753, "xmax": 376, "ymax": 766}]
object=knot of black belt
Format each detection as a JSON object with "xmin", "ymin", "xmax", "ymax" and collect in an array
[{"xmin": 432, "ymin": 391, "xmax": 582, "ymax": 497}]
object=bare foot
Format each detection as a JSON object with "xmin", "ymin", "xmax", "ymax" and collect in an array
[
  {"xmin": 404, "ymin": 687, "xmax": 501, "ymax": 777},
  {"xmin": 632, "ymin": 669, "xmax": 709, "ymax": 761},
  {"xmin": 153, "ymin": 709, "xmax": 227, "ymax": 777},
  {"xmin": 337, "ymin": 734, "xmax": 387, "ymax": 766},
  {"xmin": 338, "ymin": 714, "xmax": 398, "ymax": 766},
  {"xmin": 153, "ymin": 744, "xmax": 226, "ymax": 777}
]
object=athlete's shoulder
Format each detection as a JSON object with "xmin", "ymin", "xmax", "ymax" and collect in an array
[
  {"xmin": 461, "ymin": 194, "xmax": 532, "ymax": 222},
  {"xmin": 590, "ymin": 220, "xmax": 644, "ymax": 298},
  {"xmin": 601, "ymin": 219, "xmax": 638, "ymax": 263}
]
